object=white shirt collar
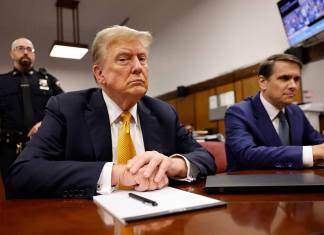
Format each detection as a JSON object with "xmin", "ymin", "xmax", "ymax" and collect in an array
[
  {"xmin": 260, "ymin": 92, "xmax": 284, "ymax": 121},
  {"xmin": 101, "ymin": 90, "xmax": 138, "ymax": 125}
]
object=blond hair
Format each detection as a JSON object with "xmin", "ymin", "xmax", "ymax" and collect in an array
[{"xmin": 91, "ymin": 25, "xmax": 152, "ymax": 65}]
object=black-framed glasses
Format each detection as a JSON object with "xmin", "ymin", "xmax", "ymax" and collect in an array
[{"xmin": 14, "ymin": 46, "xmax": 35, "ymax": 53}]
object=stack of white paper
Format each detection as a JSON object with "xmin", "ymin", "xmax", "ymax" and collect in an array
[{"xmin": 93, "ymin": 186, "xmax": 226, "ymax": 224}]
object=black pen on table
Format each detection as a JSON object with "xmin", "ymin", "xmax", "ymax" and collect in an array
[{"xmin": 128, "ymin": 193, "xmax": 158, "ymax": 206}]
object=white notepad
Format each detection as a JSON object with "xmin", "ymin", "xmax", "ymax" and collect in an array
[{"xmin": 93, "ymin": 186, "xmax": 226, "ymax": 224}]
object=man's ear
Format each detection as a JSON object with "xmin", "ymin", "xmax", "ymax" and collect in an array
[
  {"xmin": 92, "ymin": 64, "xmax": 105, "ymax": 84},
  {"xmin": 258, "ymin": 75, "xmax": 267, "ymax": 91},
  {"xmin": 9, "ymin": 50, "xmax": 14, "ymax": 60}
]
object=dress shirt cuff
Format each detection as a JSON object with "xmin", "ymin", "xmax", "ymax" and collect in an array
[
  {"xmin": 169, "ymin": 154, "xmax": 195, "ymax": 182},
  {"xmin": 97, "ymin": 162, "xmax": 114, "ymax": 194},
  {"xmin": 303, "ymin": 146, "xmax": 314, "ymax": 168}
]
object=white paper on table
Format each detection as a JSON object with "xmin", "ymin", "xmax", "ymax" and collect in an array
[{"xmin": 93, "ymin": 186, "xmax": 226, "ymax": 224}]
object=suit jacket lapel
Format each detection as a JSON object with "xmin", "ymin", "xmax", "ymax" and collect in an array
[
  {"xmin": 84, "ymin": 89, "xmax": 113, "ymax": 161},
  {"xmin": 252, "ymin": 93, "xmax": 282, "ymax": 145},
  {"xmin": 138, "ymin": 99, "xmax": 163, "ymax": 152}
]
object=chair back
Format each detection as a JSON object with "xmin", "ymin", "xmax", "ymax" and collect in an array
[{"xmin": 199, "ymin": 141, "xmax": 227, "ymax": 173}]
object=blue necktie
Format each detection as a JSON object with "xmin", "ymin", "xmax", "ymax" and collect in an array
[{"xmin": 278, "ymin": 111, "xmax": 290, "ymax": 145}]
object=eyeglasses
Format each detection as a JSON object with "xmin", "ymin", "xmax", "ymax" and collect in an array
[{"xmin": 14, "ymin": 46, "xmax": 35, "ymax": 53}]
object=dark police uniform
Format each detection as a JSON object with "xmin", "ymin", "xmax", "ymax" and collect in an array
[{"xmin": 0, "ymin": 68, "xmax": 63, "ymax": 179}]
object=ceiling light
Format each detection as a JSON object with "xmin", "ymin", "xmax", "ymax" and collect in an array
[
  {"xmin": 49, "ymin": 0, "xmax": 88, "ymax": 59},
  {"xmin": 50, "ymin": 41, "xmax": 88, "ymax": 59}
]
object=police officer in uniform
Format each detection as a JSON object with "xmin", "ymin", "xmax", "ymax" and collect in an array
[{"xmin": 0, "ymin": 37, "xmax": 63, "ymax": 180}]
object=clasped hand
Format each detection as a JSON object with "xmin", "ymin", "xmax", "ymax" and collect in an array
[
  {"xmin": 118, "ymin": 164, "xmax": 169, "ymax": 191},
  {"xmin": 116, "ymin": 151, "xmax": 187, "ymax": 191}
]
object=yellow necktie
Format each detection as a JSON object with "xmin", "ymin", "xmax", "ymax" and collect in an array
[
  {"xmin": 117, "ymin": 111, "xmax": 136, "ymax": 165},
  {"xmin": 116, "ymin": 112, "xmax": 136, "ymax": 190}
]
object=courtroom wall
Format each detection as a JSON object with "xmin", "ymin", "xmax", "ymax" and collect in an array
[
  {"xmin": 302, "ymin": 60, "xmax": 324, "ymax": 104},
  {"xmin": 147, "ymin": 0, "xmax": 290, "ymax": 96},
  {"xmin": 0, "ymin": 0, "xmax": 322, "ymax": 97}
]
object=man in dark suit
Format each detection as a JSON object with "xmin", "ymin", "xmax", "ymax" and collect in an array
[
  {"xmin": 6, "ymin": 26, "xmax": 215, "ymax": 198},
  {"xmin": 225, "ymin": 53, "xmax": 324, "ymax": 172}
]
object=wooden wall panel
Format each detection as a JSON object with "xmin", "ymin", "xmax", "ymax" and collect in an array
[
  {"xmin": 215, "ymin": 83, "xmax": 234, "ymax": 94},
  {"xmin": 242, "ymin": 75, "xmax": 259, "ymax": 98},
  {"xmin": 218, "ymin": 120, "xmax": 225, "ymax": 135},
  {"xmin": 234, "ymin": 80, "xmax": 243, "ymax": 102},
  {"xmin": 295, "ymin": 83, "xmax": 302, "ymax": 103},
  {"xmin": 194, "ymin": 88, "xmax": 217, "ymax": 130},
  {"xmin": 165, "ymin": 99, "xmax": 177, "ymax": 109},
  {"xmin": 176, "ymin": 94, "xmax": 195, "ymax": 127}
]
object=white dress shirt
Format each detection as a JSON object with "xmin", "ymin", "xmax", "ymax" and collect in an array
[
  {"xmin": 97, "ymin": 91, "xmax": 193, "ymax": 194},
  {"xmin": 260, "ymin": 93, "xmax": 313, "ymax": 167}
]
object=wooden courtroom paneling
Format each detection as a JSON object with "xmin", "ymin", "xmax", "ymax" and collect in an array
[
  {"xmin": 176, "ymin": 94, "xmax": 195, "ymax": 127},
  {"xmin": 242, "ymin": 75, "xmax": 259, "ymax": 98},
  {"xmin": 218, "ymin": 119, "xmax": 225, "ymax": 135},
  {"xmin": 234, "ymin": 80, "xmax": 243, "ymax": 102},
  {"xmin": 194, "ymin": 88, "xmax": 217, "ymax": 130},
  {"xmin": 165, "ymin": 99, "xmax": 177, "ymax": 109},
  {"xmin": 294, "ymin": 82, "xmax": 302, "ymax": 103},
  {"xmin": 215, "ymin": 83, "xmax": 234, "ymax": 94}
]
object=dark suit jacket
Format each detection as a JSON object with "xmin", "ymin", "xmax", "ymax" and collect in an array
[
  {"xmin": 6, "ymin": 88, "xmax": 215, "ymax": 198},
  {"xmin": 225, "ymin": 92, "xmax": 324, "ymax": 172}
]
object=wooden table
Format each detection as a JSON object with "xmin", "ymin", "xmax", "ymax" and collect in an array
[{"xmin": 1, "ymin": 169, "xmax": 324, "ymax": 235}]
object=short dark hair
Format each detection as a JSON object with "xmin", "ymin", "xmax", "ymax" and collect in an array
[{"xmin": 258, "ymin": 53, "xmax": 302, "ymax": 79}]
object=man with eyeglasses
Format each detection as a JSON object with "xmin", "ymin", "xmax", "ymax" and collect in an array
[{"xmin": 0, "ymin": 37, "xmax": 63, "ymax": 180}]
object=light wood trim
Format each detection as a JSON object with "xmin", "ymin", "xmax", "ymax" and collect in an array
[
  {"xmin": 234, "ymin": 80, "xmax": 243, "ymax": 102},
  {"xmin": 194, "ymin": 88, "xmax": 217, "ymax": 130},
  {"xmin": 218, "ymin": 119, "xmax": 225, "ymax": 135},
  {"xmin": 176, "ymin": 94, "xmax": 195, "ymax": 127},
  {"xmin": 215, "ymin": 83, "xmax": 234, "ymax": 94},
  {"xmin": 165, "ymin": 99, "xmax": 177, "ymax": 109},
  {"xmin": 242, "ymin": 75, "xmax": 259, "ymax": 98}
]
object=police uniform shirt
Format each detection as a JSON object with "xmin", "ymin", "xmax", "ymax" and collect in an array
[{"xmin": 0, "ymin": 68, "xmax": 63, "ymax": 132}]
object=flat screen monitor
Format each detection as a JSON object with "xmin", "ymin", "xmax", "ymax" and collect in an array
[{"xmin": 277, "ymin": 0, "xmax": 324, "ymax": 46}]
